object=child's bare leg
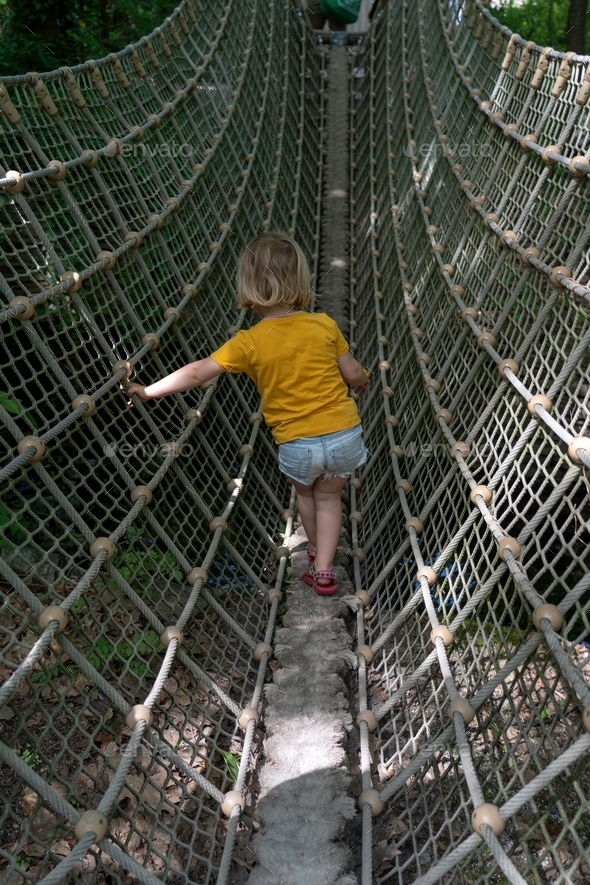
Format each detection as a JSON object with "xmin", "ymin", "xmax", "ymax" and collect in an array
[
  {"xmin": 313, "ymin": 475, "xmax": 348, "ymax": 584},
  {"xmin": 291, "ymin": 479, "xmax": 317, "ymax": 546}
]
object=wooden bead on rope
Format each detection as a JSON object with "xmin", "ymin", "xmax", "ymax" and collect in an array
[
  {"xmin": 209, "ymin": 516, "xmax": 227, "ymax": 532},
  {"xmin": 187, "ymin": 567, "xmax": 207, "ymax": 584},
  {"xmin": 126, "ymin": 704, "xmax": 152, "ymax": 730},
  {"xmin": 356, "ymin": 710, "xmax": 377, "ymax": 732},
  {"xmin": 497, "ymin": 537, "xmax": 521, "ymax": 560},
  {"xmin": 38, "ymin": 605, "xmax": 68, "ymax": 633},
  {"xmin": 405, "ymin": 517, "xmax": 423, "ymax": 533},
  {"xmin": 435, "ymin": 409, "xmax": 453, "ymax": 425},
  {"xmin": 124, "ymin": 231, "xmax": 143, "ymax": 249},
  {"xmin": 141, "ymin": 332, "xmax": 160, "ymax": 350},
  {"xmin": 499, "ymin": 230, "xmax": 516, "ymax": 249},
  {"xmin": 549, "ymin": 265, "xmax": 572, "ymax": 288},
  {"xmin": 541, "ymin": 144, "xmax": 559, "ymax": 165},
  {"xmin": 477, "ymin": 332, "xmax": 497, "ymax": 349},
  {"xmin": 17, "ymin": 435, "xmax": 45, "ymax": 460},
  {"xmin": 147, "ymin": 213, "xmax": 164, "ymax": 230},
  {"xmin": 130, "ymin": 485, "xmax": 152, "ymax": 505},
  {"xmin": 89, "ymin": 537, "xmax": 114, "ymax": 559},
  {"xmin": 254, "ymin": 642, "xmax": 273, "ymax": 661},
  {"xmin": 81, "ymin": 149, "xmax": 99, "ymax": 167},
  {"xmin": 520, "ymin": 134, "xmax": 538, "ymax": 151},
  {"xmin": 185, "ymin": 409, "xmax": 202, "ymax": 426},
  {"xmin": 520, "ymin": 246, "xmax": 540, "ymax": 267},
  {"xmin": 46, "ymin": 160, "xmax": 67, "ymax": 181},
  {"xmin": 355, "ymin": 590, "xmax": 370, "ymax": 610},
  {"xmin": 567, "ymin": 154, "xmax": 588, "ymax": 178},
  {"xmin": 527, "ymin": 394, "xmax": 552, "ymax": 416},
  {"xmin": 221, "ymin": 791, "xmax": 245, "ymax": 817},
  {"xmin": 160, "ymin": 626, "xmax": 183, "ymax": 647},
  {"xmin": 105, "ymin": 138, "xmax": 122, "ymax": 156},
  {"xmin": 111, "ymin": 360, "xmax": 133, "ymax": 381},
  {"xmin": 60, "ymin": 271, "xmax": 82, "ymax": 291},
  {"xmin": 356, "ymin": 644, "xmax": 374, "ymax": 664},
  {"xmin": 498, "ymin": 359, "xmax": 519, "ymax": 378},
  {"xmin": 430, "ymin": 625, "xmax": 453, "ymax": 646},
  {"xmin": 4, "ymin": 171, "xmax": 25, "ymax": 193},
  {"xmin": 470, "ymin": 485, "xmax": 492, "ymax": 505},
  {"xmin": 532, "ymin": 603, "xmax": 563, "ymax": 631},
  {"xmin": 74, "ymin": 810, "xmax": 108, "ymax": 843},
  {"xmin": 472, "ymin": 803, "xmax": 505, "ymax": 836},
  {"xmin": 568, "ymin": 436, "xmax": 590, "ymax": 463},
  {"xmin": 448, "ymin": 697, "xmax": 475, "ymax": 724},
  {"xmin": 238, "ymin": 707, "xmax": 259, "ymax": 728},
  {"xmin": 359, "ymin": 789, "xmax": 384, "ymax": 816},
  {"xmin": 97, "ymin": 250, "xmax": 116, "ymax": 270},
  {"xmin": 160, "ymin": 441, "xmax": 180, "ymax": 459},
  {"xmin": 72, "ymin": 394, "xmax": 96, "ymax": 416},
  {"xmin": 416, "ymin": 566, "xmax": 436, "ymax": 585}
]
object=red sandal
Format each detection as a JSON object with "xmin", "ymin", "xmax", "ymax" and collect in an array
[
  {"xmin": 307, "ymin": 545, "xmax": 316, "ymax": 565},
  {"xmin": 302, "ymin": 565, "xmax": 338, "ymax": 596}
]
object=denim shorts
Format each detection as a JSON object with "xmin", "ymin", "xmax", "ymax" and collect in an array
[{"xmin": 278, "ymin": 424, "xmax": 368, "ymax": 485}]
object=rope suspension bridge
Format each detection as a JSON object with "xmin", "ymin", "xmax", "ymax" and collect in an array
[{"xmin": 0, "ymin": 0, "xmax": 589, "ymax": 882}]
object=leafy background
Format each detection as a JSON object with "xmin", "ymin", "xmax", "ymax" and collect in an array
[
  {"xmin": 0, "ymin": 0, "xmax": 178, "ymax": 75},
  {"xmin": 0, "ymin": 0, "xmax": 589, "ymax": 76}
]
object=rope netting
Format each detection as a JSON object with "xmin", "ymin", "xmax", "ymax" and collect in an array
[{"xmin": 0, "ymin": 0, "xmax": 589, "ymax": 883}]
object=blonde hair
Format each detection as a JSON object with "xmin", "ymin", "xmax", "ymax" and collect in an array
[{"xmin": 236, "ymin": 232, "xmax": 311, "ymax": 309}]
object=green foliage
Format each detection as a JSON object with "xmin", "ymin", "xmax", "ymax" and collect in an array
[
  {"xmin": 21, "ymin": 749, "xmax": 43, "ymax": 769},
  {"xmin": 0, "ymin": 391, "xmax": 39, "ymax": 429},
  {"xmin": 0, "ymin": 0, "xmax": 179, "ymax": 76},
  {"xmin": 106, "ymin": 528, "xmax": 185, "ymax": 598},
  {"xmin": 0, "ymin": 503, "xmax": 30, "ymax": 549},
  {"xmin": 219, "ymin": 750, "xmax": 241, "ymax": 782},
  {"xmin": 85, "ymin": 629, "xmax": 162, "ymax": 676},
  {"xmin": 491, "ymin": 0, "xmax": 587, "ymax": 53}
]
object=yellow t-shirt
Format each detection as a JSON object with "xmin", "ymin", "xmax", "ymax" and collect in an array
[{"xmin": 210, "ymin": 312, "xmax": 360, "ymax": 444}]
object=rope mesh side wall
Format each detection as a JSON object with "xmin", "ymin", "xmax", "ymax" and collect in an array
[
  {"xmin": 350, "ymin": 1, "xmax": 590, "ymax": 883},
  {"xmin": 0, "ymin": 2, "xmax": 321, "ymax": 882}
]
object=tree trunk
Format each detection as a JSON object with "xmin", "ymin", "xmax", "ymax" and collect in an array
[{"xmin": 566, "ymin": 0, "xmax": 588, "ymax": 54}]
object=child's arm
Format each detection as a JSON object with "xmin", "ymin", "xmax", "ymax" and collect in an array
[
  {"xmin": 338, "ymin": 352, "xmax": 370, "ymax": 395},
  {"xmin": 127, "ymin": 357, "xmax": 222, "ymax": 401}
]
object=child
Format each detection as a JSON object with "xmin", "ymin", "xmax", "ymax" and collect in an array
[{"xmin": 127, "ymin": 232, "xmax": 369, "ymax": 595}]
